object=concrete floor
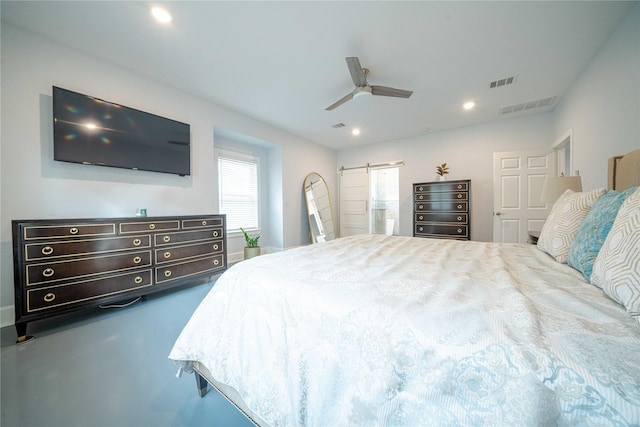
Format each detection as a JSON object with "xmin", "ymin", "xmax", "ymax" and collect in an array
[{"xmin": 1, "ymin": 279, "xmax": 255, "ymax": 427}]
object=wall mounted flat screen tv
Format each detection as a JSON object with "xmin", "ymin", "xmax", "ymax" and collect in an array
[{"xmin": 53, "ymin": 86, "xmax": 191, "ymax": 176}]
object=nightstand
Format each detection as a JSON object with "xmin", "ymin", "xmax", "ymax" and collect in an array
[{"xmin": 528, "ymin": 231, "xmax": 540, "ymax": 245}]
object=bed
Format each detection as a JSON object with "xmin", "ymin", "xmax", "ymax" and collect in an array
[{"xmin": 169, "ymin": 150, "xmax": 640, "ymax": 426}]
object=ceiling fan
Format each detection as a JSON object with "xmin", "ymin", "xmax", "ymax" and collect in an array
[{"xmin": 325, "ymin": 57, "xmax": 413, "ymax": 111}]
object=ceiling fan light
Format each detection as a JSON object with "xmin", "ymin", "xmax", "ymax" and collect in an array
[{"xmin": 353, "ymin": 87, "xmax": 372, "ymax": 100}]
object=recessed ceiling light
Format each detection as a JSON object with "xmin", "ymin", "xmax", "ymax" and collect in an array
[
  {"xmin": 151, "ymin": 7, "xmax": 173, "ymax": 24},
  {"xmin": 352, "ymin": 128, "xmax": 361, "ymax": 136},
  {"xmin": 463, "ymin": 101, "xmax": 476, "ymax": 110}
]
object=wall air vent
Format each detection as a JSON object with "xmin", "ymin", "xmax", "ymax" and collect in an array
[
  {"xmin": 489, "ymin": 76, "xmax": 516, "ymax": 89},
  {"xmin": 500, "ymin": 96, "xmax": 557, "ymax": 115},
  {"xmin": 332, "ymin": 123, "xmax": 346, "ymax": 128}
]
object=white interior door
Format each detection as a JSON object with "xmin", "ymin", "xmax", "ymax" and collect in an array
[
  {"xmin": 340, "ymin": 167, "xmax": 370, "ymax": 237},
  {"xmin": 493, "ymin": 151, "xmax": 554, "ymax": 243}
]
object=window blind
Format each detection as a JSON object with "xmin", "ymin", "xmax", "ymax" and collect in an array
[{"xmin": 218, "ymin": 156, "xmax": 259, "ymax": 231}]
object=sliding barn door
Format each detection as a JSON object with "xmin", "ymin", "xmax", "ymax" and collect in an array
[{"xmin": 339, "ymin": 167, "xmax": 370, "ymax": 237}]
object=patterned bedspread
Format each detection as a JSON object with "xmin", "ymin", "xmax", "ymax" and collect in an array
[{"xmin": 169, "ymin": 235, "xmax": 640, "ymax": 426}]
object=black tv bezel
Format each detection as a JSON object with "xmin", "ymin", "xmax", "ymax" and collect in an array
[{"xmin": 52, "ymin": 86, "xmax": 191, "ymax": 177}]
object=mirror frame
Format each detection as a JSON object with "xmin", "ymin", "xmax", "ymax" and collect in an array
[{"xmin": 303, "ymin": 172, "xmax": 336, "ymax": 243}]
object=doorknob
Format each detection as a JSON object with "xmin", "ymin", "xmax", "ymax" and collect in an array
[{"xmin": 495, "ymin": 212, "xmax": 502, "ymax": 216}]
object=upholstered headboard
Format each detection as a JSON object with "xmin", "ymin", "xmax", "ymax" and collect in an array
[{"xmin": 608, "ymin": 149, "xmax": 640, "ymax": 191}]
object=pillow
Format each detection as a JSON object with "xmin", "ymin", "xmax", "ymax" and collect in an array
[
  {"xmin": 567, "ymin": 187, "xmax": 637, "ymax": 281},
  {"xmin": 537, "ymin": 188, "xmax": 607, "ymax": 263},
  {"xmin": 590, "ymin": 187, "xmax": 640, "ymax": 324}
]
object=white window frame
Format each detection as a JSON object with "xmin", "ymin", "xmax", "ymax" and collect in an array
[{"xmin": 216, "ymin": 148, "xmax": 261, "ymax": 234}]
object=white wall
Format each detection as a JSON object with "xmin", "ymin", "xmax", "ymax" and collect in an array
[
  {"xmin": 0, "ymin": 23, "xmax": 337, "ymax": 326},
  {"xmin": 337, "ymin": 114, "xmax": 554, "ymax": 242},
  {"xmin": 552, "ymin": 3, "xmax": 640, "ymax": 190}
]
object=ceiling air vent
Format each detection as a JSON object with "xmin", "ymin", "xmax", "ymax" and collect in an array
[
  {"xmin": 500, "ymin": 96, "xmax": 557, "ymax": 115},
  {"xmin": 489, "ymin": 76, "xmax": 515, "ymax": 89},
  {"xmin": 332, "ymin": 123, "xmax": 346, "ymax": 128}
]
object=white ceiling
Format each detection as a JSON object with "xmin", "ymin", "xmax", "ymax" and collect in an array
[{"xmin": 1, "ymin": 1, "xmax": 635, "ymax": 150}]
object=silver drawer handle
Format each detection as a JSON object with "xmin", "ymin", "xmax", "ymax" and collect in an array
[
  {"xmin": 458, "ymin": 229, "xmax": 463, "ymax": 234},
  {"xmin": 213, "ymin": 259, "xmax": 219, "ymax": 266},
  {"xmin": 164, "ymin": 251, "xmax": 171, "ymax": 259},
  {"xmin": 149, "ymin": 224, "xmax": 156, "ymax": 230},
  {"xmin": 418, "ymin": 215, "xmax": 424, "ymax": 220},
  {"xmin": 457, "ymin": 216, "xmax": 463, "ymax": 221},
  {"xmin": 418, "ymin": 226, "xmax": 423, "ymax": 232},
  {"xmin": 133, "ymin": 256, "xmax": 142, "ymax": 264},
  {"xmin": 44, "ymin": 292, "xmax": 56, "ymax": 302},
  {"xmin": 457, "ymin": 184, "xmax": 462, "ymax": 189},
  {"xmin": 43, "ymin": 268, "xmax": 55, "ymax": 277},
  {"xmin": 133, "ymin": 239, "xmax": 142, "ymax": 246},
  {"xmin": 202, "ymin": 220, "xmax": 207, "ymax": 226},
  {"xmin": 213, "ymin": 244, "xmax": 219, "ymax": 250},
  {"xmin": 418, "ymin": 195, "xmax": 424, "ymax": 200},
  {"xmin": 69, "ymin": 227, "xmax": 79, "ymax": 235},
  {"xmin": 457, "ymin": 205, "xmax": 463, "ymax": 209},
  {"xmin": 42, "ymin": 246, "xmax": 54, "ymax": 255},
  {"xmin": 418, "ymin": 186, "xmax": 423, "ymax": 191},
  {"xmin": 163, "ymin": 236, "xmax": 171, "ymax": 243},
  {"xmin": 164, "ymin": 270, "xmax": 172, "ymax": 278},
  {"xmin": 418, "ymin": 204, "xmax": 424, "ymax": 210},
  {"xmin": 134, "ymin": 276, "xmax": 143, "ymax": 284},
  {"xmin": 212, "ymin": 231, "xmax": 219, "ymax": 237},
  {"xmin": 457, "ymin": 194, "xmax": 462, "ymax": 199}
]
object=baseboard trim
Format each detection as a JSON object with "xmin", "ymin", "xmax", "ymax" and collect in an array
[{"xmin": 1, "ymin": 305, "xmax": 14, "ymax": 329}]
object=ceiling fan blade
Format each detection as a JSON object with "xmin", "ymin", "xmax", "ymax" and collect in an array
[
  {"xmin": 325, "ymin": 92, "xmax": 354, "ymax": 111},
  {"xmin": 371, "ymin": 85, "xmax": 413, "ymax": 98},
  {"xmin": 346, "ymin": 57, "xmax": 367, "ymax": 87}
]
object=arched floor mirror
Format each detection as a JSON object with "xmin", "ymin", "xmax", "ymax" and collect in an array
[{"xmin": 303, "ymin": 173, "xmax": 336, "ymax": 243}]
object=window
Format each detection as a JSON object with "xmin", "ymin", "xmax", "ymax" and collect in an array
[{"xmin": 217, "ymin": 150, "xmax": 260, "ymax": 231}]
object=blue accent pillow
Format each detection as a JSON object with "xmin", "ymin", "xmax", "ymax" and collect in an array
[{"xmin": 568, "ymin": 187, "xmax": 637, "ymax": 281}]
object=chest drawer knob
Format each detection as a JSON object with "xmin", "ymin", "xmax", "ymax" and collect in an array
[
  {"xmin": 202, "ymin": 220, "xmax": 208, "ymax": 226},
  {"xmin": 418, "ymin": 204, "xmax": 424, "ymax": 210},
  {"xmin": 69, "ymin": 227, "xmax": 79, "ymax": 235},
  {"xmin": 457, "ymin": 205, "xmax": 463, "ymax": 210},
  {"xmin": 149, "ymin": 224, "xmax": 156, "ymax": 230},
  {"xmin": 41, "ymin": 246, "xmax": 54, "ymax": 255},
  {"xmin": 133, "ymin": 238, "xmax": 142, "ymax": 246},
  {"xmin": 457, "ymin": 184, "xmax": 462, "ymax": 189},
  {"xmin": 418, "ymin": 186, "xmax": 424, "ymax": 191},
  {"xmin": 164, "ymin": 251, "xmax": 171, "ymax": 259},
  {"xmin": 418, "ymin": 226, "xmax": 424, "ymax": 232},
  {"xmin": 418, "ymin": 215, "xmax": 424, "ymax": 220},
  {"xmin": 213, "ymin": 244, "xmax": 219, "ymax": 251},
  {"xmin": 212, "ymin": 231, "xmax": 219, "ymax": 237},
  {"xmin": 457, "ymin": 216, "xmax": 463, "ymax": 221},
  {"xmin": 133, "ymin": 256, "xmax": 142, "ymax": 264},
  {"xmin": 43, "ymin": 292, "xmax": 56, "ymax": 303},
  {"xmin": 457, "ymin": 194, "xmax": 462, "ymax": 199},
  {"xmin": 418, "ymin": 195, "xmax": 424, "ymax": 200},
  {"xmin": 134, "ymin": 276, "xmax": 143, "ymax": 284},
  {"xmin": 42, "ymin": 268, "xmax": 55, "ymax": 277},
  {"xmin": 164, "ymin": 270, "xmax": 172, "ymax": 278},
  {"xmin": 163, "ymin": 236, "xmax": 171, "ymax": 243},
  {"xmin": 457, "ymin": 229, "xmax": 463, "ymax": 234},
  {"xmin": 213, "ymin": 259, "xmax": 220, "ymax": 266}
]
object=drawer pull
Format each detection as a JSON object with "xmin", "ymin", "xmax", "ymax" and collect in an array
[
  {"xmin": 164, "ymin": 251, "xmax": 171, "ymax": 259},
  {"xmin": 213, "ymin": 244, "xmax": 219, "ymax": 251},
  {"xmin": 163, "ymin": 236, "xmax": 171, "ymax": 243},
  {"xmin": 149, "ymin": 224, "xmax": 156, "ymax": 230},
  {"xmin": 133, "ymin": 256, "xmax": 142, "ymax": 264},
  {"xmin": 41, "ymin": 246, "xmax": 54, "ymax": 255},
  {"xmin": 457, "ymin": 205, "xmax": 463, "ymax": 210},
  {"xmin": 457, "ymin": 184, "xmax": 463, "ymax": 189},
  {"xmin": 418, "ymin": 186, "xmax": 423, "ymax": 191},
  {"xmin": 134, "ymin": 276, "xmax": 143, "ymax": 284},
  {"xmin": 418, "ymin": 226, "xmax": 423, "ymax": 232},
  {"xmin": 457, "ymin": 216, "xmax": 463, "ymax": 221},
  {"xmin": 212, "ymin": 231, "xmax": 219, "ymax": 237},
  {"xmin": 457, "ymin": 194, "xmax": 462, "ymax": 199},
  {"xmin": 69, "ymin": 227, "xmax": 79, "ymax": 235},
  {"xmin": 202, "ymin": 220, "xmax": 208, "ymax": 226},
  {"xmin": 164, "ymin": 270, "xmax": 172, "ymax": 278},
  {"xmin": 133, "ymin": 238, "xmax": 142, "ymax": 246},
  {"xmin": 213, "ymin": 259, "xmax": 220, "ymax": 266},
  {"xmin": 44, "ymin": 292, "xmax": 56, "ymax": 303},
  {"xmin": 418, "ymin": 195, "xmax": 424, "ymax": 200},
  {"xmin": 418, "ymin": 215, "xmax": 423, "ymax": 220},
  {"xmin": 418, "ymin": 204, "xmax": 424, "ymax": 210},
  {"xmin": 42, "ymin": 268, "xmax": 55, "ymax": 277},
  {"xmin": 457, "ymin": 229, "xmax": 463, "ymax": 234}
]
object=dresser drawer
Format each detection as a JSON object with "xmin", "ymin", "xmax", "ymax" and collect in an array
[
  {"xmin": 155, "ymin": 240, "xmax": 224, "ymax": 265},
  {"xmin": 119, "ymin": 220, "xmax": 180, "ymax": 234},
  {"xmin": 23, "ymin": 223, "xmax": 116, "ymax": 240},
  {"xmin": 25, "ymin": 235, "xmax": 151, "ymax": 261},
  {"xmin": 415, "ymin": 192, "xmax": 468, "ymax": 202},
  {"xmin": 415, "ymin": 201, "xmax": 468, "ymax": 212},
  {"xmin": 182, "ymin": 217, "xmax": 224, "ymax": 229},
  {"xmin": 415, "ymin": 224, "xmax": 469, "ymax": 238},
  {"xmin": 155, "ymin": 228, "xmax": 224, "ymax": 246},
  {"xmin": 156, "ymin": 254, "xmax": 225, "ymax": 284},
  {"xmin": 26, "ymin": 270, "xmax": 152, "ymax": 312},
  {"xmin": 26, "ymin": 251, "xmax": 151, "ymax": 285},
  {"xmin": 415, "ymin": 212, "xmax": 468, "ymax": 224},
  {"xmin": 414, "ymin": 181, "xmax": 469, "ymax": 193}
]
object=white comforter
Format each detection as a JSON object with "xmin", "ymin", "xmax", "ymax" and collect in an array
[{"xmin": 169, "ymin": 235, "xmax": 640, "ymax": 426}]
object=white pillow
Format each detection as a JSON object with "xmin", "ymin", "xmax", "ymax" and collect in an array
[
  {"xmin": 537, "ymin": 188, "xmax": 607, "ymax": 263},
  {"xmin": 591, "ymin": 187, "xmax": 640, "ymax": 324}
]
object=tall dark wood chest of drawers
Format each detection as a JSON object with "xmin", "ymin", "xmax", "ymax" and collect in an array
[
  {"xmin": 413, "ymin": 180, "xmax": 471, "ymax": 240},
  {"xmin": 12, "ymin": 214, "xmax": 227, "ymax": 342}
]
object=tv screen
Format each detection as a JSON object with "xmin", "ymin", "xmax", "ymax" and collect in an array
[{"xmin": 53, "ymin": 86, "xmax": 191, "ymax": 176}]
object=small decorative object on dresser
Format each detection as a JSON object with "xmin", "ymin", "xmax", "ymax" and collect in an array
[
  {"xmin": 436, "ymin": 163, "xmax": 449, "ymax": 181},
  {"xmin": 12, "ymin": 214, "xmax": 227, "ymax": 342},
  {"xmin": 413, "ymin": 179, "xmax": 471, "ymax": 240},
  {"xmin": 240, "ymin": 227, "xmax": 261, "ymax": 259}
]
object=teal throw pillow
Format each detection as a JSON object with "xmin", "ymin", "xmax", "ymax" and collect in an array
[{"xmin": 568, "ymin": 187, "xmax": 637, "ymax": 281}]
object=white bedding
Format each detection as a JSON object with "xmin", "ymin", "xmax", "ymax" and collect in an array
[{"xmin": 169, "ymin": 235, "xmax": 640, "ymax": 426}]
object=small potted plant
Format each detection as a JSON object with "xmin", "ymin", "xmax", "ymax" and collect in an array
[
  {"xmin": 240, "ymin": 227, "xmax": 261, "ymax": 259},
  {"xmin": 436, "ymin": 163, "xmax": 449, "ymax": 181}
]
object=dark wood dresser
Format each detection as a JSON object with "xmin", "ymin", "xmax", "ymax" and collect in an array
[
  {"xmin": 413, "ymin": 180, "xmax": 471, "ymax": 240},
  {"xmin": 12, "ymin": 214, "xmax": 226, "ymax": 342}
]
